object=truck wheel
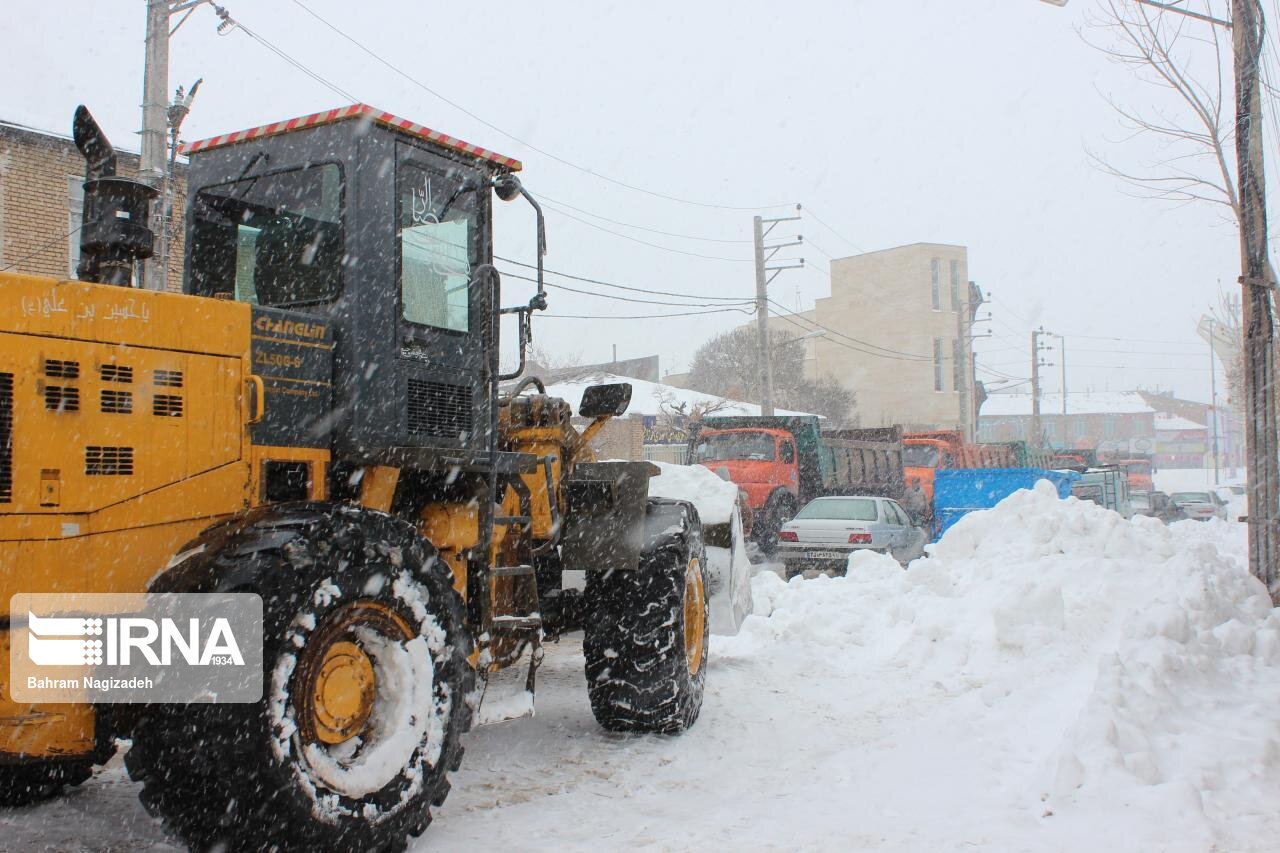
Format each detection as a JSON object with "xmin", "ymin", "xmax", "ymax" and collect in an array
[
  {"xmin": 757, "ymin": 493, "xmax": 797, "ymax": 555},
  {"xmin": 0, "ymin": 760, "xmax": 95, "ymax": 806},
  {"xmin": 583, "ymin": 499, "xmax": 708, "ymax": 733},
  {"xmin": 125, "ymin": 505, "xmax": 473, "ymax": 852}
]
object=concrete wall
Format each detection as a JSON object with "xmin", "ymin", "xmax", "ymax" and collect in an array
[{"xmin": 0, "ymin": 121, "xmax": 185, "ymax": 291}]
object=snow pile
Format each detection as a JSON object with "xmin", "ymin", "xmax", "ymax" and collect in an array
[
  {"xmin": 648, "ymin": 460, "xmax": 738, "ymax": 525},
  {"xmin": 542, "ymin": 372, "xmax": 815, "ymax": 418},
  {"xmin": 717, "ymin": 482, "xmax": 1280, "ymax": 850},
  {"xmin": 649, "ymin": 461, "xmax": 753, "ymax": 634}
]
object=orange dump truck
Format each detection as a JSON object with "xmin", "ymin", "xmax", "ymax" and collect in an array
[{"xmin": 902, "ymin": 430, "xmax": 1016, "ymax": 508}]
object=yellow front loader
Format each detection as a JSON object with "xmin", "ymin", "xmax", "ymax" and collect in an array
[{"xmin": 0, "ymin": 104, "xmax": 708, "ymax": 851}]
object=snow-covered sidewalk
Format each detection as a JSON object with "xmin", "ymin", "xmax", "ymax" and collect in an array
[{"xmin": 3, "ymin": 484, "xmax": 1277, "ymax": 851}]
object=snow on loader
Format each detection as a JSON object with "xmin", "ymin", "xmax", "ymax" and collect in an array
[{"xmin": 0, "ymin": 105, "xmax": 708, "ymax": 850}]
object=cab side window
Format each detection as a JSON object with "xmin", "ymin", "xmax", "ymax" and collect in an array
[{"xmin": 780, "ymin": 441, "xmax": 795, "ymax": 464}]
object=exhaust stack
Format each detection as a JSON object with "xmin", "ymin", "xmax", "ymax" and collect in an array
[{"xmin": 72, "ymin": 106, "xmax": 157, "ymax": 286}]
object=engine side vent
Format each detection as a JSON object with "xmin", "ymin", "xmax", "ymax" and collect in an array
[
  {"xmin": 153, "ymin": 369, "xmax": 183, "ymax": 388},
  {"xmin": 0, "ymin": 373, "xmax": 12, "ymax": 502},
  {"xmin": 152, "ymin": 394, "xmax": 183, "ymax": 417},
  {"xmin": 44, "ymin": 359, "xmax": 79, "ymax": 379},
  {"xmin": 100, "ymin": 390, "xmax": 133, "ymax": 414},
  {"xmin": 45, "ymin": 386, "xmax": 80, "ymax": 413},
  {"xmin": 85, "ymin": 446, "xmax": 133, "ymax": 476},
  {"xmin": 406, "ymin": 379, "xmax": 472, "ymax": 439},
  {"xmin": 99, "ymin": 364, "xmax": 133, "ymax": 384}
]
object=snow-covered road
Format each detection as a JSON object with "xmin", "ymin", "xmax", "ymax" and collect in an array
[{"xmin": 4, "ymin": 484, "xmax": 1278, "ymax": 852}]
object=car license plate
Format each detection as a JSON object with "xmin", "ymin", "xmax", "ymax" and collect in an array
[{"xmin": 810, "ymin": 551, "xmax": 844, "ymax": 559}]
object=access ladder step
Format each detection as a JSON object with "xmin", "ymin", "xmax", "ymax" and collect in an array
[
  {"xmin": 494, "ymin": 515, "xmax": 532, "ymax": 528},
  {"xmin": 491, "ymin": 615, "xmax": 543, "ymax": 630},
  {"xmin": 490, "ymin": 564, "xmax": 535, "ymax": 578}
]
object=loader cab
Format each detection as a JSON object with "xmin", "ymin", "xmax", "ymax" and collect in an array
[{"xmin": 181, "ymin": 105, "xmax": 523, "ymax": 463}]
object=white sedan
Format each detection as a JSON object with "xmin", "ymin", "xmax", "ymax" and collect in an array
[{"xmin": 777, "ymin": 495, "xmax": 927, "ymax": 578}]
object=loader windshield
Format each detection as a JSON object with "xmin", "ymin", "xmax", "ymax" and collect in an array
[{"xmin": 189, "ymin": 163, "xmax": 344, "ymax": 307}]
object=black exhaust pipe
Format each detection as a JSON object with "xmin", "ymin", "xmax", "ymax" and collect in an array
[{"xmin": 72, "ymin": 105, "xmax": 157, "ymax": 286}]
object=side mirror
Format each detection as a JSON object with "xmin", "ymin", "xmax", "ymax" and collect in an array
[{"xmin": 580, "ymin": 383, "xmax": 632, "ymax": 419}]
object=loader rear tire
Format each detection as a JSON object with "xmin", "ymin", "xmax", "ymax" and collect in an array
[
  {"xmin": 125, "ymin": 504, "xmax": 473, "ymax": 853},
  {"xmin": 0, "ymin": 760, "xmax": 94, "ymax": 806},
  {"xmin": 583, "ymin": 499, "xmax": 708, "ymax": 733}
]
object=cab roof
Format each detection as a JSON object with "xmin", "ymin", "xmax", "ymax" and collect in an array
[{"xmin": 180, "ymin": 103, "xmax": 522, "ymax": 171}]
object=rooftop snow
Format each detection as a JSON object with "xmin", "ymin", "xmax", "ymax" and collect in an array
[
  {"xmin": 1154, "ymin": 414, "xmax": 1206, "ymax": 432},
  {"xmin": 980, "ymin": 390, "xmax": 1155, "ymax": 417},
  {"xmin": 541, "ymin": 372, "xmax": 817, "ymax": 419}
]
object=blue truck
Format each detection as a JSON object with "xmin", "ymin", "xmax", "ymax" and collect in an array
[{"xmin": 932, "ymin": 467, "xmax": 1081, "ymax": 539}]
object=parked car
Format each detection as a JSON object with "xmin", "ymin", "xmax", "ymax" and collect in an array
[
  {"xmin": 777, "ymin": 495, "xmax": 926, "ymax": 578},
  {"xmin": 1169, "ymin": 491, "xmax": 1225, "ymax": 522},
  {"xmin": 1147, "ymin": 491, "xmax": 1183, "ymax": 524}
]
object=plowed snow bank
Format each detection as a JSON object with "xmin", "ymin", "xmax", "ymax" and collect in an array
[{"xmin": 717, "ymin": 482, "xmax": 1279, "ymax": 850}]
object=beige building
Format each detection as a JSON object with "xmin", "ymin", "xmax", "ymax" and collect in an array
[
  {"xmin": 756, "ymin": 242, "xmax": 980, "ymax": 432},
  {"xmin": 0, "ymin": 118, "xmax": 185, "ymax": 291}
]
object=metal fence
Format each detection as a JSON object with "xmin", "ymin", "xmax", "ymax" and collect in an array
[{"xmin": 643, "ymin": 444, "xmax": 688, "ymax": 465}]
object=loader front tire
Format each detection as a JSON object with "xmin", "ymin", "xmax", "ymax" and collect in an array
[
  {"xmin": 583, "ymin": 498, "xmax": 708, "ymax": 733},
  {"xmin": 125, "ymin": 504, "xmax": 473, "ymax": 852},
  {"xmin": 0, "ymin": 760, "xmax": 94, "ymax": 806}
]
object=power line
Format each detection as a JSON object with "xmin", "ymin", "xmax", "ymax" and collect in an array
[
  {"xmin": 766, "ymin": 299, "xmax": 934, "ymax": 361},
  {"xmin": 539, "ymin": 202, "xmax": 752, "ymax": 263},
  {"xmin": 539, "ymin": 306, "xmax": 755, "ymax": 320},
  {"xmin": 535, "ymin": 194, "xmax": 753, "ymax": 243},
  {"xmin": 803, "ymin": 207, "xmax": 866, "ymax": 255},
  {"xmin": 1, "ymin": 226, "xmax": 80, "ymax": 272},
  {"xmin": 494, "ymin": 255, "xmax": 752, "ymax": 302},
  {"xmin": 497, "ymin": 267, "xmax": 754, "ymax": 308},
  {"xmin": 286, "ymin": 0, "xmax": 791, "ymax": 212},
  {"xmin": 215, "ymin": 8, "xmax": 358, "ymax": 103}
]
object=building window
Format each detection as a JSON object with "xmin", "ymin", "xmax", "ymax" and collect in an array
[
  {"xmin": 1044, "ymin": 421, "xmax": 1058, "ymax": 441},
  {"xmin": 933, "ymin": 337, "xmax": 943, "ymax": 391},
  {"xmin": 931, "ymin": 258, "xmax": 941, "ymax": 310},
  {"xmin": 1102, "ymin": 417, "xmax": 1117, "ymax": 438},
  {"xmin": 1074, "ymin": 417, "xmax": 1088, "ymax": 439},
  {"xmin": 950, "ymin": 259, "xmax": 961, "ymax": 310},
  {"xmin": 952, "ymin": 338, "xmax": 963, "ymax": 391},
  {"xmin": 67, "ymin": 176, "xmax": 84, "ymax": 279}
]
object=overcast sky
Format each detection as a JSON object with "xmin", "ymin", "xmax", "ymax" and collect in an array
[{"xmin": 8, "ymin": 0, "xmax": 1274, "ymax": 405}]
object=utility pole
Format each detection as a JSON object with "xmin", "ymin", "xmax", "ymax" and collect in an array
[
  {"xmin": 1030, "ymin": 329, "xmax": 1041, "ymax": 445},
  {"xmin": 141, "ymin": 0, "xmax": 170, "ymax": 291},
  {"xmin": 1233, "ymin": 0, "xmax": 1279, "ymax": 601},
  {"xmin": 753, "ymin": 208, "xmax": 803, "ymax": 416},
  {"xmin": 1209, "ymin": 324, "xmax": 1221, "ymax": 485},
  {"xmin": 154, "ymin": 78, "xmax": 200, "ymax": 294},
  {"xmin": 955, "ymin": 283, "xmax": 986, "ymax": 443},
  {"xmin": 140, "ymin": 0, "xmax": 210, "ymax": 290},
  {"xmin": 1056, "ymin": 334, "xmax": 1067, "ymax": 417},
  {"xmin": 1030, "ymin": 327, "xmax": 1053, "ymax": 445}
]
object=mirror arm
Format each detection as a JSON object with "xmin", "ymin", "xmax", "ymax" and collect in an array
[
  {"xmin": 517, "ymin": 185, "xmax": 548, "ymax": 312},
  {"xmin": 498, "ymin": 305, "xmax": 532, "ymax": 382}
]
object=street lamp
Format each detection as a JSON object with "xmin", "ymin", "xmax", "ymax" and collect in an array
[
  {"xmin": 1038, "ymin": 0, "xmax": 1230, "ymax": 27},
  {"xmin": 771, "ymin": 329, "xmax": 825, "ymax": 350}
]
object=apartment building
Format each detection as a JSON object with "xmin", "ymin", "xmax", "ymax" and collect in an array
[{"xmin": 757, "ymin": 242, "xmax": 981, "ymax": 431}]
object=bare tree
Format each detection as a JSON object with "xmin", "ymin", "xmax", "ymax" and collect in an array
[
  {"xmin": 1084, "ymin": 0, "xmax": 1241, "ymax": 217},
  {"xmin": 687, "ymin": 326, "xmax": 858, "ymax": 425}
]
